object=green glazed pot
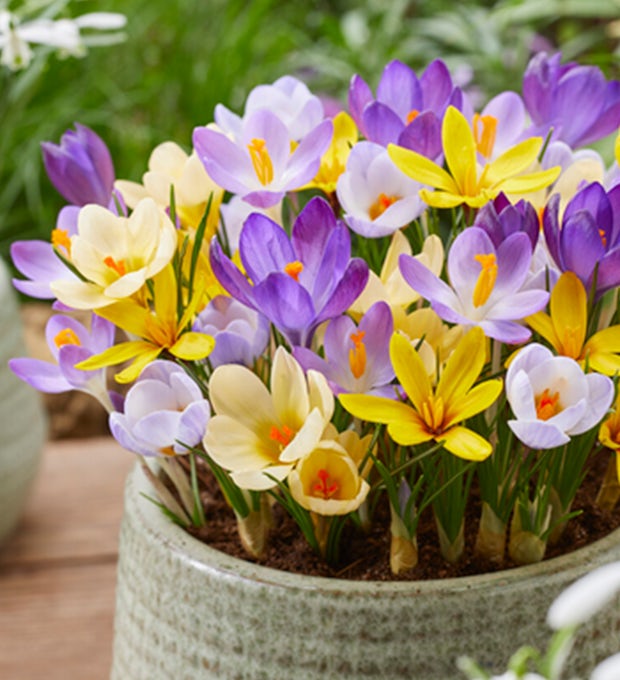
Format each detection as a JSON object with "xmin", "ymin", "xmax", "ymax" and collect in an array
[
  {"xmin": 0, "ymin": 259, "xmax": 46, "ymax": 545},
  {"xmin": 111, "ymin": 464, "xmax": 620, "ymax": 680}
]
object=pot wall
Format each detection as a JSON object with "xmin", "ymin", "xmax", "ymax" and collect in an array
[
  {"xmin": 0, "ymin": 259, "xmax": 46, "ymax": 545},
  {"xmin": 112, "ymin": 465, "xmax": 620, "ymax": 679}
]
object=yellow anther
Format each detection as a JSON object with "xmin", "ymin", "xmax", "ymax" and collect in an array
[
  {"xmin": 473, "ymin": 113, "xmax": 498, "ymax": 159},
  {"xmin": 421, "ymin": 394, "xmax": 445, "ymax": 433},
  {"xmin": 535, "ymin": 388, "xmax": 561, "ymax": 421},
  {"xmin": 247, "ymin": 137, "xmax": 274, "ymax": 186},
  {"xmin": 472, "ymin": 253, "xmax": 498, "ymax": 308},
  {"xmin": 54, "ymin": 327, "xmax": 81, "ymax": 349},
  {"xmin": 51, "ymin": 228, "xmax": 72, "ymax": 256},
  {"xmin": 368, "ymin": 193, "xmax": 400, "ymax": 221},
  {"xmin": 406, "ymin": 109, "xmax": 420, "ymax": 125},
  {"xmin": 284, "ymin": 261, "xmax": 304, "ymax": 282},
  {"xmin": 348, "ymin": 330, "xmax": 367, "ymax": 379}
]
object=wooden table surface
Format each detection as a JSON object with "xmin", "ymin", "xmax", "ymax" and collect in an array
[{"xmin": 0, "ymin": 437, "xmax": 134, "ymax": 680}]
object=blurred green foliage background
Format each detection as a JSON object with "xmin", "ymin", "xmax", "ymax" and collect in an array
[{"xmin": 1, "ymin": 0, "xmax": 619, "ymax": 259}]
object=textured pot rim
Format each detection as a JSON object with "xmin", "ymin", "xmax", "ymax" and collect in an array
[{"xmin": 126, "ymin": 462, "xmax": 620, "ymax": 596}]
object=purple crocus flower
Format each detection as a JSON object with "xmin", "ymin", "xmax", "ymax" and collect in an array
[
  {"xmin": 523, "ymin": 52, "xmax": 620, "ymax": 149},
  {"xmin": 193, "ymin": 295, "xmax": 270, "ymax": 368},
  {"xmin": 9, "ymin": 313, "xmax": 115, "ymax": 409},
  {"xmin": 473, "ymin": 194, "xmax": 539, "ymax": 252},
  {"xmin": 109, "ymin": 360, "xmax": 211, "ymax": 457},
  {"xmin": 193, "ymin": 109, "xmax": 332, "ymax": 209},
  {"xmin": 41, "ymin": 123, "xmax": 115, "ymax": 207},
  {"xmin": 348, "ymin": 59, "xmax": 464, "ymax": 159},
  {"xmin": 209, "ymin": 196, "xmax": 369, "ymax": 347},
  {"xmin": 293, "ymin": 302, "xmax": 395, "ymax": 397},
  {"xmin": 399, "ymin": 227, "xmax": 549, "ymax": 344},
  {"xmin": 543, "ymin": 181, "xmax": 620, "ymax": 298}
]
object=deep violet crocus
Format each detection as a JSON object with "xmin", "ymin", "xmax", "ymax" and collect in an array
[
  {"xmin": 473, "ymin": 193, "xmax": 539, "ymax": 252},
  {"xmin": 543, "ymin": 182, "xmax": 620, "ymax": 299},
  {"xmin": 293, "ymin": 301, "xmax": 395, "ymax": 397},
  {"xmin": 9, "ymin": 313, "xmax": 115, "ymax": 411},
  {"xmin": 209, "ymin": 196, "xmax": 369, "ymax": 347},
  {"xmin": 348, "ymin": 58, "xmax": 464, "ymax": 159},
  {"xmin": 41, "ymin": 123, "xmax": 115, "ymax": 207},
  {"xmin": 523, "ymin": 52, "xmax": 620, "ymax": 149},
  {"xmin": 399, "ymin": 227, "xmax": 549, "ymax": 344}
]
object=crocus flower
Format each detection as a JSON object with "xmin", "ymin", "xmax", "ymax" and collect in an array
[
  {"xmin": 340, "ymin": 327, "xmax": 502, "ymax": 461},
  {"xmin": 473, "ymin": 193, "xmax": 539, "ymax": 252},
  {"xmin": 388, "ymin": 106, "xmax": 560, "ymax": 209},
  {"xmin": 114, "ymin": 141, "xmax": 223, "ymax": 232},
  {"xmin": 50, "ymin": 197, "xmax": 177, "ymax": 310},
  {"xmin": 9, "ymin": 313, "xmax": 115, "ymax": 411},
  {"xmin": 209, "ymin": 196, "xmax": 369, "ymax": 347},
  {"xmin": 399, "ymin": 227, "xmax": 549, "ymax": 344},
  {"xmin": 193, "ymin": 295, "xmax": 269, "ymax": 368},
  {"xmin": 41, "ymin": 123, "xmax": 115, "ymax": 207},
  {"xmin": 523, "ymin": 52, "xmax": 620, "ymax": 149},
  {"xmin": 599, "ymin": 393, "xmax": 620, "ymax": 482},
  {"xmin": 214, "ymin": 75, "xmax": 325, "ymax": 142},
  {"xmin": 288, "ymin": 442, "xmax": 370, "ymax": 516},
  {"xmin": 293, "ymin": 302, "xmax": 395, "ymax": 397},
  {"xmin": 109, "ymin": 360, "xmax": 211, "ymax": 457},
  {"xmin": 543, "ymin": 182, "xmax": 620, "ymax": 299},
  {"xmin": 203, "ymin": 347, "xmax": 334, "ymax": 490},
  {"xmin": 336, "ymin": 141, "xmax": 425, "ymax": 238},
  {"xmin": 348, "ymin": 58, "xmax": 464, "ymax": 159},
  {"xmin": 472, "ymin": 91, "xmax": 527, "ymax": 161},
  {"xmin": 193, "ymin": 109, "xmax": 332, "ymax": 208},
  {"xmin": 506, "ymin": 343, "xmax": 614, "ymax": 449},
  {"xmin": 527, "ymin": 272, "xmax": 620, "ymax": 375},
  {"xmin": 76, "ymin": 265, "xmax": 214, "ymax": 383}
]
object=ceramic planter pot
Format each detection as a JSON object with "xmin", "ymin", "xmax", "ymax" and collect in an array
[
  {"xmin": 0, "ymin": 258, "xmax": 46, "ymax": 544},
  {"xmin": 111, "ymin": 464, "xmax": 620, "ymax": 680}
]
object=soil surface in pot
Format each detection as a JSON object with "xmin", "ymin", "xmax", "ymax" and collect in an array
[{"xmin": 186, "ymin": 451, "xmax": 620, "ymax": 581}]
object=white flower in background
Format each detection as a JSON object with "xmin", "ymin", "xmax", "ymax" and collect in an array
[{"xmin": 0, "ymin": 9, "xmax": 126, "ymax": 71}]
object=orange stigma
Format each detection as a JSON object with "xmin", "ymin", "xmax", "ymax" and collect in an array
[
  {"xmin": 313, "ymin": 469, "xmax": 339, "ymax": 499},
  {"xmin": 473, "ymin": 113, "xmax": 498, "ymax": 159},
  {"xmin": 348, "ymin": 330, "xmax": 367, "ymax": 379},
  {"xmin": 369, "ymin": 193, "xmax": 399, "ymax": 221},
  {"xmin": 600, "ymin": 229, "xmax": 608, "ymax": 247},
  {"xmin": 270, "ymin": 424, "xmax": 294, "ymax": 448},
  {"xmin": 284, "ymin": 261, "xmax": 304, "ymax": 282},
  {"xmin": 54, "ymin": 327, "xmax": 81, "ymax": 349},
  {"xmin": 535, "ymin": 388, "xmax": 561, "ymax": 421},
  {"xmin": 406, "ymin": 109, "xmax": 420, "ymax": 125},
  {"xmin": 103, "ymin": 256, "xmax": 127, "ymax": 277}
]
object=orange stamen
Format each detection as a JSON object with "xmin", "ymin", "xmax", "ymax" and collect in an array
[
  {"xmin": 284, "ymin": 261, "xmax": 304, "ymax": 282},
  {"xmin": 473, "ymin": 113, "xmax": 498, "ymax": 159},
  {"xmin": 472, "ymin": 253, "xmax": 498, "ymax": 308},
  {"xmin": 313, "ymin": 468, "xmax": 339, "ymax": 499},
  {"xmin": 51, "ymin": 228, "xmax": 72, "ymax": 256},
  {"xmin": 600, "ymin": 229, "xmax": 608, "ymax": 247},
  {"xmin": 348, "ymin": 330, "xmax": 367, "ymax": 379},
  {"xmin": 535, "ymin": 388, "xmax": 561, "ymax": 421},
  {"xmin": 406, "ymin": 109, "xmax": 420, "ymax": 125},
  {"xmin": 369, "ymin": 193, "xmax": 400, "ymax": 221},
  {"xmin": 53, "ymin": 327, "xmax": 81, "ymax": 349},
  {"xmin": 247, "ymin": 137, "xmax": 274, "ymax": 186},
  {"xmin": 270, "ymin": 424, "xmax": 294, "ymax": 448},
  {"xmin": 103, "ymin": 256, "xmax": 127, "ymax": 277}
]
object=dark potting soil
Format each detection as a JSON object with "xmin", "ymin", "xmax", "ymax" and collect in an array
[{"xmin": 185, "ymin": 451, "xmax": 620, "ymax": 581}]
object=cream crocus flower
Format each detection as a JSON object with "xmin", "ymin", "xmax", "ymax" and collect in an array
[
  {"xmin": 288, "ymin": 441, "xmax": 370, "ymax": 515},
  {"xmin": 350, "ymin": 231, "xmax": 443, "ymax": 319},
  {"xmin": 203, "ymin": 347, "xmax": 334, "ymax": 490},
  {"xmin": 115, "ymin": 141, "xmax": 223, "ymax": 231},
  {"xmin": 50, "ymin": 198, "xmax": 177, "ymax": 310}
]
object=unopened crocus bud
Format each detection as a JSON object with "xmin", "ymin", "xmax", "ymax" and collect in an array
[{"xmin": 41, "ymin": 123, "xmax": 115, "ymax": 206}]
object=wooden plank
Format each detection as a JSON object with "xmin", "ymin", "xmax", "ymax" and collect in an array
[
  {"xmin": 0, "ymin": 561, "xmax": 117, "ymax": 680},
  {"xmin": 0, "ymin": 437, "xmax": 135, "ymax": 567}
]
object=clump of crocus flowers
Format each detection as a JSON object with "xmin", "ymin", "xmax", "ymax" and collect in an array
[{"xmin": 10, "ymin": 52, "xmax": 620, "ymax": 575}]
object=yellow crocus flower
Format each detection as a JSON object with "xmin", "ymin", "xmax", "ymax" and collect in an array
[
  {"xmin": 339, "ymin": 327, "xmax": 502, "ymax": 461},
  {"xmin": 387, "ymin": 106, "xmax": 561, "ymax": 209},
  {"xmin": 527, "ymin": 271, "xmax": 620, "ymax": 376}
]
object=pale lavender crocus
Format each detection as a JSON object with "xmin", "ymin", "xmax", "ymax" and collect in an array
[
  {"xmin": 348, "ymin": 58, "xmax": 464, "ymax": 159},
  {"xmin": 193, "ymin": 295, "xmax": 270, "ymax": 368},
  {"xmin": 506, "ymin": 343, "xmax": 614, "ymax": 449},
  {"xmin": 399, "ymin": 227, "xmax": 549, "ymax": 344},
  {"xmin": 9, "ymin": 313, "xmax": 115, "ymax": 410},
  {"xmin": 336, "ymin": 141, "xmax": 425, "ymax": 238},
  {"xmin": 293, "ymin": 302, "xmax": 395, "ymax": 397},
  {"xmin": 109, "ymin": 360, "xmax": 211, "ymax": 457},
  {"xmin": 543, "ymin": 181, "xmax": 620, "ymax": 298},
  {"xmin": 209, "ymin": 196, "xmax": 369, "ymax": 347},
  {"xmin": 41, "ymin": 123, "xmax": 115, "ymax": 207},
  {"xmin": 523, "ymin": 52, "xmax": 620, "ymax": 149},
  {"xmin": 193, "ymin": 109, "xmax": 332, "ymax": 209}
]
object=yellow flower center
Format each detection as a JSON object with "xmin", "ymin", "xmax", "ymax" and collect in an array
[
  {"xmin": 104, "ymin": 256, "xmax": 127, "ymax": 277},
  {"xmin": 406, "ymin": 109, "xmax": 420, "ymax": 125},
  {"xmin": 473, "ymin": 113, "xmax": 498, "ymax": 159},
  {"xmin": 348, "ymin": 330, "xmax": 367, "ymax": 379},
  {"xmin": 368, "ymin": 193, "xmax": 400, "ymax": 221},
  {"xmin": 284, "ymin": 261, "xmax": 304, "ymax": 282},
  {"xmin": 312, "ymin": 468, "xmax": 339, "ymax": 499},
  {"xmin": 247, "ymin": 137, "xmax": 274, "ymax": 186},
  {"xmin": 421, "ymin": 393, "xmax": 446, "ymax": 434},
  {"xmin": 472, "ymin": 253, "xmax": 498, "ymax": 308},
  {"xmin": 54, "ymin": 327, "xmax": 81, "ymax": 349},
  {"xmin": 535, "ymin": 388, "xmax": 561, "ymax": 421},
  {"xmin": 270, "ymin": 424, "xmax": 294, "ymax": 449},
  {"xmin": 51, "ymin": 228, "xmax": 72, "ymax": 256}
]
